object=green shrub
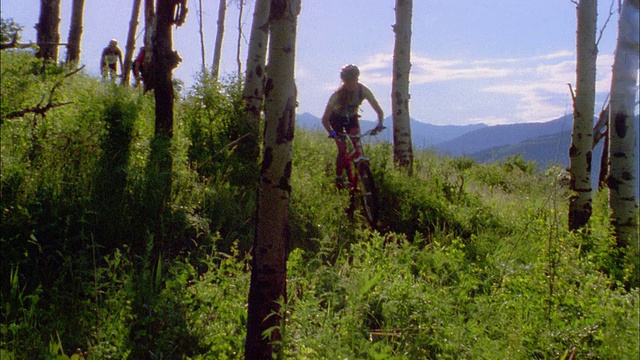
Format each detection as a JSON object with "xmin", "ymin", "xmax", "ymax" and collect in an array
[{"xmin": 1, "ymin": 53, "xmax": 637, "ymax": 358}]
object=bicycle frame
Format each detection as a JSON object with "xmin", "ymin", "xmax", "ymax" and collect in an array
[
  {"xmin": 335, "ymin": 128, "xmax": 382, "ymax": 227},
  {"xmin": 337, "ymin": 129, "xmax": 375, "ymax": 189}
]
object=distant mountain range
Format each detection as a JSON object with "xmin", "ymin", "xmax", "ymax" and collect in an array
[
  {"xmin": 296, "ymin": 112, "xmax": 487, "ymax": 148},
  {"xmin": 297, "ymin": 112, "xmax": 576, "ymax": 158},
  {"xmin": 297, "ymin": 112, "xmax": 639, "ymax": 196},
  {"xmin": 433, "ymin": 114, "xmax": 573, "ymax": 157},
  {"xmin": 296, "ymin": 112, "xmax": 637, "ymax": 169}
]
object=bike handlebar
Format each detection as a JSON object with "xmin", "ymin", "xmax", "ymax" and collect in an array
[{"xmin": 335, "ymin": 126, "xmax": 386, "ymax": 140}]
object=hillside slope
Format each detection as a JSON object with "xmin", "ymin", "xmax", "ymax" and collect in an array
[{"xmin": 435, "ymin": 114, "xmax": 573, "ymax": 156}]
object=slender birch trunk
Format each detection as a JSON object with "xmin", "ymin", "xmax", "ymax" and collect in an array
[
  {"xmin": 66, "ymin": 0, "xmax": 85, "ymax": 65},
  {"xmin": 36, "ymin": 0, "xmax": 61, "ymax": 62},
  {"xmin": 197, "ymin": 0, "xmax": 207, "ymax": 71},
  {"xmin": 569, "ymin": 0, "xmax": 598, "ymax": 231},
  {"xmin": 241, "ymin": 0, "xmax": 270, "ymax": 162},
  {"xmin": 245, "ymin": 0, "xmax": 300, "ymax": 358},
  {"xmin": 392, "ymin": 0, "xmax": 414, "ymax": 174},
  {"xmin": 607, "ymin": 0, "xmax": 639, "ymax": 247},
  {"xmin": 236, "ymin": 0, "xmax": 245, "ymax": 78},
  {"xmin": 212, "ymin": 0, "xmax": 227, "ymax": 80},
  {"xmin": 143, "ymin": 0, "xmax": 156, "ymax": 91},
  {"xmin": 122, "ymin": 0, "xmax": 142, "ymax": 86}
]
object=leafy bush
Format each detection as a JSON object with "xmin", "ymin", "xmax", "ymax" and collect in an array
[
  {"xmin": 1, "ymin": 18, "xmax": 23, "ymax": 44},
  {"xmin": 1, "ymin": 51, "xmax": 637, "ymax": 358}
]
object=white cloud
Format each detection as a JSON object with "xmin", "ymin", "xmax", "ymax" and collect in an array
[
  {"xmin": 468, "ymin": 116, "xmax": 512, "ymax": 126},
  {"xmin": 595, "ymin": 53, "xmax": 615, "ymax": 94},
  {"xmin": 326, "ymin": 50, "xmax": 617, "ymax": 123},
  {"xmin": 471, "ymin": 50, "xmax": 574, "ymax": 65},
  {"xmin": 360, "ymin": 53, "xmax": 514, "ymax": 84},
  {"xmin": 359, "ymin": 53, "xmax": 393, "ymax": 72},
  {"xmin": 481, "ymin": 52, "xmax": 616, "ymax": 122},
  {"xmin": 295, "ymin": 64, "xmax": 308, "ymax": 79},
  {"xmin": 357, "ymin": 50, "xmax": 578, "ymax": 122}
]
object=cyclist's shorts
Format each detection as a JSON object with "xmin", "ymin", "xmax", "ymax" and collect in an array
[{"xmin": 330, "ymin": 113, "xmax": 360, "ymax": 133}]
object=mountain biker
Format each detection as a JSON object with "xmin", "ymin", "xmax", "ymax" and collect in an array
[
  {"xmin": 101, "ymin": 39, "xmax": 123, "ymax": 80},
  {"xmin": 132, "ymin": 47, "xmax": 145, "ymax": 87},
  {"xmin": 321, "ymin": 64, "xmax": 385, "ymax": 189}
]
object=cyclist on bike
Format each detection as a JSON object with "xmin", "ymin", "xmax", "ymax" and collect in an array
[
  {"xmin": 321, "ymin": 64, "xmax": 385, "ymax": 189},
  {"xmin": 101, "ymin": 39, "xmax": 123, "ymax": 80}
]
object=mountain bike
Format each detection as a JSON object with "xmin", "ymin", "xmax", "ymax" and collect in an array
[{"xmin": 336, "ymin": 127, "xmax": 384, "ymax": 228}]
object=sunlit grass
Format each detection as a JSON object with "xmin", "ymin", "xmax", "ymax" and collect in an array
[{"xmin": 1, "ymin": 51, "xmax": 637, "ymax": 359}]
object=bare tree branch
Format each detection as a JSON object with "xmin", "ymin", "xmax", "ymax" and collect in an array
[
  {"xmin": 3, "ymin": 65, "xmax": 85, "ymax": 121},
  {"xmin": 4, "ymin": 101, "xmax": 73, "ymax": 120},
  {"xmin": 596, "ymin": 0, "xmax": 617, "ymax": 47},
  {"xmin": 593, "ymin": 102, "xmax": 610, "ymax": 147},
  {"xmin": 1, "ymin": 32, "xmax": 36, "ymax": 50},
  {"xmin": 567, "ymin": 83, "xmax": 576, "ymax": 104}
]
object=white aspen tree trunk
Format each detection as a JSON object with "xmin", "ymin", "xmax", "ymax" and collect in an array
[
  {"xmin": 608, "ymin": 0, "xmax": 639, "ymax": 247},
  {"xmin": 569, "ymin": 0, "xmax": 597, "ymax": 231},
  {"xmin": 245, "ymin": 1, "xmax": 300, "ymax": 358},
  {"xmin": 243, "ymin": 0, "xmax": 270, "ymax": 120},
  {"xmin": 122, "ymin": 0, "xmax": 142, "ymax": 86},
  {"xmin": 197, "ymin": 0, "xmax": 207, "ymax": 71},
  {"xmin": 236, "ymin": 0, "xmax": 244, "ymax": 78},
  {"xmin": 65, "ymin": 0, "xmax": 85, "ymax": 65},
  {"xmin": 392, "ymin": 0, "xmax": 414, "ymax": 173},
  {"xmin": 212, "ymin": 0, "xmax": 227, "ymax": 80},
  {"xmin": 241, "ymin": 0, "xmax": 270, "ymax": 162}
]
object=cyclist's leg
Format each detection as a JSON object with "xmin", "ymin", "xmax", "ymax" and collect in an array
[
  {"xmin": 347, "ymin": 120, "xmax": 363, "ymax": 159},
  {"xmin": 108, "ymin": 63, "xmax": 118, "ymax": 81},
  {"xmin": 330, "ymin": 114, "xmax": 349, "ymax": 178},
  {"xmin": 334, "ymin": 137, "xmax": 348, "ymax": 176}
]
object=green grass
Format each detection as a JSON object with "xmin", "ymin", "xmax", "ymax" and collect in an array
[{"xmin": 1, "ymin": 51, "xmax": 638, "ymax": 359}]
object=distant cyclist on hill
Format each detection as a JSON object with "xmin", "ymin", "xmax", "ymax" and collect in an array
[
  {"xmin": 321, "ymin": 64, "xmax": 385, "ymax": 189},
  {"xmin": 100, "ymin": 39, "xmax": 123, "ymax": 80},
  {"xmin": 132, "ymin": 47, "xmax": 146, "ymax": 87}
]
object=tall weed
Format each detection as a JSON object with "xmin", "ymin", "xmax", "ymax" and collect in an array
[{"xmin": 1, "ymin": 51, "xmax": 637, "ymax": 358}]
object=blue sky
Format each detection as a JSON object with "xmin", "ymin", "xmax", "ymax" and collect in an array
[{"xmin": 1, "ymin": 0, "xmax": 624, "ymax": 125}]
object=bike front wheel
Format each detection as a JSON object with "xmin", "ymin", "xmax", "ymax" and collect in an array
[{"xmin": 356, "ymin": 161, "xmax": 379, "ymax": 227}]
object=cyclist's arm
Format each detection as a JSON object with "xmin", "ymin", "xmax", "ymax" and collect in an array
[
  {"xmin": 362, "ymin": 85, "xmax": 384, "ymax": 125},
  {"xmin": 100, "ymin": 49, "xmax": 106, "ymax": 71},
  {"xmin": 369, "ymin": 97, "xmax": 384, "ymax": 125},
  {"xmin": 118, "ymin": 49, "xmax": 124, "ymax": 73},
  {"xmin": 321, "ymin": 105, "xmax": 333, "ymax": 133},
  {"xmin": 321, "ymin": 93, "xmax": 339, "ymax": 133}
]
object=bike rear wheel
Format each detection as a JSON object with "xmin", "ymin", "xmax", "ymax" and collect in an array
[{"xmin": 356, "ymin": 161, "xmax": 379, "ymax": 227}]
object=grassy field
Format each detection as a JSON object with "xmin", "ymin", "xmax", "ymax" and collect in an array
[{"xmin": 1, "ymin": 51, "xmax": 638, "ymax": 359}]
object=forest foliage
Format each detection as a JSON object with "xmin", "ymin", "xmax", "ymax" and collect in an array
[{"xmin": 1, "ymin": 50, "xmax": 638, "ymax": 359}]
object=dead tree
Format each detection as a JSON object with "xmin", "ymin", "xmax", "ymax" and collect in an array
[
  {"xmin": 36, "ymin": 0, "xmax": 62, "ymax": 62},
  {"xmin": 121, "ymin": 0, "xmax": 142, "ymax": 86},
  {"xmin": 66, "ymin": 0, "xmax": 85, "ymax": 65}
]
